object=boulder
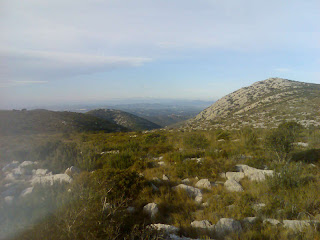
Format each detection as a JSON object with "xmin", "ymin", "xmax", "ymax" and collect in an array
[
  {"xmin": 163, "ymin": 174, "xmax": 170, "ymax": 181},
  {"xmin": 190, "ymin": 220, "xmax": 214, "ymax": 229},
  {"xmin": 32, "ymin": 169, "xmax": 50, "ymax": 176},
  {"xmin": 172, "ymin": 184, "xmax": 203, "ymax": 203},
  {"xmin": 19, "ymin": 161, "xmax": 36, "ymax": 168},
  {"xmin": 235, "ymin": 164, "xmax": 273, "ymax": 182},
  {"xmin": 224, "ymin": 179, "xmax": 244, "ymax": 192},
  {"xmin": 2, "ymin": 161, "xmax": 19, "ymax": 172},
  {"xmin": 282, "ymin": 220, "xmax": 320, "ymax": 232},
  {"xmin": 20, "ymin": 187, "xmax": 34, "ymax": 197},
  {"xmin": 181, "ymin": 178, "xmax": 190, "ymax": 184},
  {"xmin": 263, "ymin": 218, "xmax": 281, "ymax": 226},
  {"xmin": 65, "ymin": 166, "xmax": 80, "ymax": 176},
  {"xmin": 143, "ymin": 203, "xmax": 159, "ymax": 218},
  {"xmin": 226, "ymin": 172, "xmax": 245, "ymax": 182},
  {"xmin": 150, "ymin": 224, "xmax": 179, "ymax": 234},
  {"xmin": 252, "ymin": 203, "xmax": 266, "ymax": 212},
  {"xmin": 215, "ymin": 218, "xmax": 242, "ymax": 236},
  {"xmin": 31, "ymin": 174, "xmax": 72, "ymax": 186},
  {"xmin": 158, "ymin": 161, "xmax": 166, "ymax": 166},
  {"xmin": 195, "ymin": 179, "xmax": 212, "ymax": 190}
]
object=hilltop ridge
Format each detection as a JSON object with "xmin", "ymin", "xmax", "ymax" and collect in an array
[
  {"xmin": 86, "ymin": 108, "xmax": 161, "ymax": 131},
  {"xmin": 187, "ymin": 78, "xmax": 320, "ymax": 130}
]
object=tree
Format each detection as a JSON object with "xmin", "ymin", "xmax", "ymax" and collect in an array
[{"xmin": 265, "ymin": 121, "xmax": 303, "ymax": 163}]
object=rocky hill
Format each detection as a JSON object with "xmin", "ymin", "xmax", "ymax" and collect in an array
[
  {"xmin": 187, "ymin": 78, "xmax": 320, "ymax": 130},
  {"xmin": 86, "ymin": 108, "xmax": 161, "ymax": 131},
  {"xmin": 0, "ymin": 109, "xmax": 126, "ymax": 135}
]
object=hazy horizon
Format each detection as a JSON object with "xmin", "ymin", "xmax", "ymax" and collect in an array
[{"xmin": 1, "ymin": 1, "xmax": 320, "ymax": 109}]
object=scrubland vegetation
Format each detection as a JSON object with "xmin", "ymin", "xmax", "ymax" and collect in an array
[{"xmin": 1, "ymin": 122, "xmax": 320, "ymax": 239}]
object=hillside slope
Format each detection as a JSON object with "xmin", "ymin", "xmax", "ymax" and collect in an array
[
  {"xmin": 86, "ymin": 109, "xmax": 161, "ymax": 131},
  {"xmin": 0, "ymin": 109, "xmax": 126, "ymax": 135},
  {"xmin": 187, "ymin": 78, "xmax": 320, "ymax": 130}
]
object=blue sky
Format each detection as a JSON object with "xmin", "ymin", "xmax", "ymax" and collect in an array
[{"xmin": 1, "ymin": 0, "xmax": 320, "ymax": 108}]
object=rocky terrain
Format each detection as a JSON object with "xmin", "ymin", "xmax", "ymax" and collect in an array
[
  {"xmin": 186, "ymin": 78, "xmax": 320, "ymax": 130},
  {"xmin": 87, "ymin": 108, "xmax": 161, "ymax": 131}
]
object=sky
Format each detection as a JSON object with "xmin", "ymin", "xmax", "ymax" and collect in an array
[{"xmin": 1, "ymin": 0, "xmax": 320, "ymax": 109}]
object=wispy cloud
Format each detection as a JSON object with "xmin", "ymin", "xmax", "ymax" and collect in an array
[
  {"xmin": 0, "ymin": 49, "xmax": 152, "ymax": 85},
  {"xmin": 0, "ymin": 80, "xmax": 48, "ymax": 88}
]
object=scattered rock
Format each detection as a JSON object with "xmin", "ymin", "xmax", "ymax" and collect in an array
[
  {"xmin": 2, "ymin": 161, "xmax": 19, "ymax": 172},
  {"xmin": 235, "ymin": 164, "xmax": 273, "ymax": 181},
  {"xmin": 32, "ymin": 169, "xmax": 50, "ymax": 176},
  {"xmin": 150, "ymin": 224, "xmax": 179, "ymax": 234},
  {"xmin": 143, "ymin": 203, "xmax": 159, "ymax": 218},
  {"xmin": 191, "ymin": 220, "xmax": 214, "ymax": 229},
  {"xmin": 219, "ymin": 173, "xmax": 226, "ymax": 179},
  {"xmin": 252, "ymin": 203, "xmax": 266, "ymax": 212},
  {"xmin": 263, "ymin": 218, "xmax": 281, "ymax": 226},
  {"xmin": 31, "ymin": 174, "xmax": 72, "ymax": 186},
  {"xmin": 181, "ymin": 178, "xmax": 190, "ymax": 184},
  {"xmin": 215, "ymin": 218, "xmax": 242, "ymax": 236},
  {"xmin": 283, "ymin": 220, "xmax": 320, "ymax": 232},
  {"xmin": 224, "ymin": 179, "xmax": 244, "ymax": 192},
  {"xmin": 195, "ymin": 179, "xmax": 212, "ymax": 190},
  {"xmin": 158, "ymin": 161, "xmax": 166, "ymax": 166},
  {"xmin": 226, "ymin": 172, "xmax": 245, "ymax": 182},
  {"xmin": 65, "ymin": 166, "xmax": 80, "ymax": 176},
  {"xmin": 19, "ymin": 161, "xmax": 36, "ymax": 168},
  {"xmin": 163, "ymin": 174, "xmax": 170, "ymax": 181},
  {"xmin": 173, "ymin": 184, "xmax": 203, "ymax": 203},
  {"xmin": 20, "ymin": 187, "xmax": 34, "ymax": 197}
]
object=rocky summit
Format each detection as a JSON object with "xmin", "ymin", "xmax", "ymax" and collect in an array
[{"xmin": 186, "ymin": 78, "xmax": 320, "ymax": 130}]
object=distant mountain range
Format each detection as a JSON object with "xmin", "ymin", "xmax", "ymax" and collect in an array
[
  {"xmin": 0, "ymin": 109, "xmax": 126, "ymax": 135},
  {"xmin": 87, "ymin": 109, "xmax": 161, "ymax": 131},
  {"xmin": 186, "ymin": 78, "xmax": 320, "ymax": 130}
]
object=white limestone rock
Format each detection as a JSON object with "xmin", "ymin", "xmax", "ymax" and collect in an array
[
  {"xmin": 19, "ymin": 161, "xmax": 36, "ymax": 168},
  {"xmin": 143, "ymin": 203, "xmax": 159, "ymax": 219},
  {"xmin": 150, "ymin": 224, "xmax": 179, "ymax": 234},
  {"xmin": 283, "ymin": 220, "xmax": 320, "ymax": 232},
  {"xmin": 20, "ymin": 187, "xmax": 34, "ymax": 197},
  {"xmin": 2, "ymin": 161, "xmax": 19, "ymax": 172},
  {"xmin": 235, "ymin": 164, "xmax": 273, "ymax": 182},
  {"xmin": 191, "ymin": 220, "xmax": 214, "ymax": 229},
  {"xmin": 195, "ymin": 179, "xmax": 212, "ymax": 190},
  {"xmin": 163, "ymin": 174, "xmax": 170, "ymax": 181},
  {"xmin": 215, "ymin": 218, "xmax": 242, "ymax": 236},
  {"xmin": 252, "ymin": 203, "xmax": 266, "ymax": 212},
  {"xmin": 172, "ymin": 184, "xmax": 203, "ymax": 203},
  {"xmin": 226, "ymin": 172, "xmax": 245, "ymax": 182},
  {"xmin": 65, "ymin": 166, "xmax": 80, "ymax": 176},
  {"xmin": 224, "ymin": 179, "xmax": 244, "ymax": 192},
  {"xmin": 31, "ymin": 174, "xmax": 72, "ymax": 186},
  {"xmin": 181, "ymin": 178, "xmax": 190, "ymax": 184},
  {"xmin": 263, "ymin": 218, "xmax": 281, "ymax": 226},
  {"xmin": 32, "ymin": 169, "xmax": 50, "ymax": 176}
]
